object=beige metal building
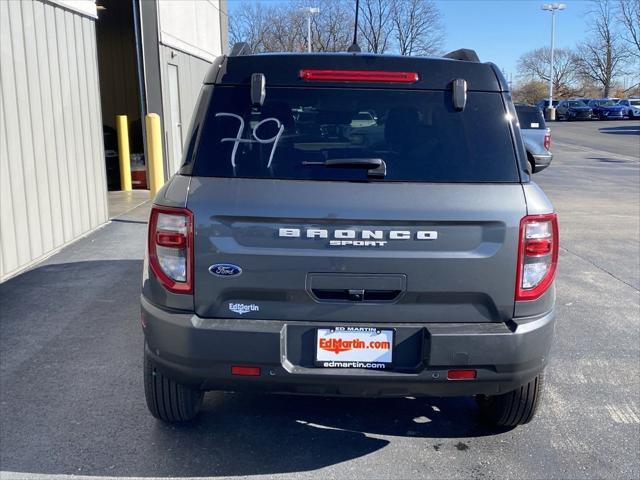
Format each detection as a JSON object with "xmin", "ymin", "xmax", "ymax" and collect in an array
[{"xmin": 0, "ymin": 0, "xmax": 228, "ymax": 282}]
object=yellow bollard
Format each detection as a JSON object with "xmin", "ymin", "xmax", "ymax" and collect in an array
[
  {"xmin": 115, "ymin": 115, "xmax": 132, "ymax": 191},
  {"xmin": 145, "ymin": 113, "xmax": 165, "ymax": 196}
]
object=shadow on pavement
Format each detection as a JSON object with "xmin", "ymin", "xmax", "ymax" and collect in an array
[
  {"xmin": 144, "ymin": 393, "xmax": 507, "ymax": 477},
  {"xmin": 588, "ymin": 157, "xmax": 630, "ymax": 163},
  {"xmin": 1, "ymin": 260, "xmax": 507, "ymax": 478},
  {"xmin": 598, "ymin": 125, "xmax": 640, "ymax": 135}
]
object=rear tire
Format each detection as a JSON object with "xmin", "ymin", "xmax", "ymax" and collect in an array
[
  {"xmin": 144, "ymin": 346, "xmax": 204, "ymax": 422},
  {"xmin": 476, "ymin": 372, "xmax": 544, "ymax": 427},
  {"xmin": 528, "ymin": 158, "xmax": 535, "ymax": 175}
]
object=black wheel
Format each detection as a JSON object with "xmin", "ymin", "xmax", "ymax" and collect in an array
[
  {"xmin": 528, "ymin": 157, "xmax": 535, "ymax": 174},
  {"xmin": 476, "ymin": 372, "xmax": 544, "ymax": 427},
  {"xmin": 144, "ymin": 346, "xmax": 204, "ymax": 422}
]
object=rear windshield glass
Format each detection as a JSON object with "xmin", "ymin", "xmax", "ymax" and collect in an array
[
  {"xmin": 190, "ymin": 86, "xmax": 519, "ymax": 182},
  {"xmin": 516, "ymin": 107, "xmax": 546, "ymax": 130}
]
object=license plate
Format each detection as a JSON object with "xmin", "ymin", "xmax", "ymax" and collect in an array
[{"xmin": 315, "ymin": 327, "xmax": 394, "ymax": 369}]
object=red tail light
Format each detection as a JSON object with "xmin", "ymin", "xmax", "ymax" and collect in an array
[
  {"xmin": 447, "ymin": 369, "xmax": 477, "ymax": 380},
  {"xmin": 231, "ymin": 365, "xmax": 261, "ymax": 376},
  {"xmin": 516, "ymin": 213, "xmax": 559, "ymax": 301},
  {"xmin": 148, "ymin": 205, "xmax": 193, "ymax": 294},
  {"xmin": 544, "ymin": 131, "xmax": 551, "ymax": 150},
  {"xmin": 156, "ymin": 231, "xmax": 187, "ymax": 248},
  {"xmin": 299, "ymin": 69, "xmax": 419, "ymax": 83}
]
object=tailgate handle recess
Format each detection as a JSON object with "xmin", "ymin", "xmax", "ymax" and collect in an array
[
  {"xmin": 312, "ymin": 288, "xmax": 401, "ymax": 302},
  {"xmin": 307, "ymin": 273, "xmax": 407, "ymax": 303},
  {"xmin": 348, "ymin": 289, "xmax": 365, "ymax": 301}
]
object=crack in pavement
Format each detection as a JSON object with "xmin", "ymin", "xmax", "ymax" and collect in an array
[{"xmin": 560, "ymin": 245, "xmax": 639, "ymax": 292}]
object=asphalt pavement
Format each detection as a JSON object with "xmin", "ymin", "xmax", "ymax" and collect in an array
[{"xmin": 1, "ymin": 120, "xmax": 639, "ymax": 480}]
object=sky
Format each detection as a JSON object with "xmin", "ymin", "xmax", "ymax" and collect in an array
[
  {"xmin": 437, "ymin": 0, "xmax": 593, "ymax": 82},
  {"xmin": 227, "ymin": 0, "xmax": 604, "ymax": 83}
]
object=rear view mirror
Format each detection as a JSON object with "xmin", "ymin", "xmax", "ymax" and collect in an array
[
  {"xmin": 452, "ymin": 79, "xmax": 467, "ymax": 111},
  {"xmin": 251, "ymin": 73, "xmax": 266, "ymax": 107}
]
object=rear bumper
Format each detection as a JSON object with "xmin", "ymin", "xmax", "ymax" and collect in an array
[
  {"xmin": 598, "ymin": 111, "xmax": 625, "ymax": 119},
  {"xmin": 566, "ymin": 111, "xmax": 593, "ymax": 120},
  {"xmin": 141, "ymin": 296, "xmax": 555, "ymax": 397},
  {"xmin": 531, "ymin": 152, "xmax": 553, "ymax": 172}
]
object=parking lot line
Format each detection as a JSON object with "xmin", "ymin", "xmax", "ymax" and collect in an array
[{"xmin": 552, "ymin": 141, "xmax": 640, "ymax": 162}]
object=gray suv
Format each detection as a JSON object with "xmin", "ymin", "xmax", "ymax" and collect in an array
[{"xmin": 141, "ymin": 47, "xmax": 558, "ymax": 427}]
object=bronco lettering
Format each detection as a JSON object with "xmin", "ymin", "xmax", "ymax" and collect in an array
[{"xmin": 278, "ymin": 228, "xmax": 438, "ymax": 244}]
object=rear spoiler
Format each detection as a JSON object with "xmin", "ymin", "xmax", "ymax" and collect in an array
[
  {"xmin": 230, "ymin": 42, "xmax": 251, "ymax": 57},
  {"xmin": 206, "ymin": 45, "xmax": 502, "ymax": 91},
  {"xmin": 231, "ymin": 42, "xmax": 481, "ymax": 64},
  {"xmin": 443, "ymin": 49, "xmax": 480, "ymax": 62}
]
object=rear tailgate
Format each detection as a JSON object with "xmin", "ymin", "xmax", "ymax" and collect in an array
[{"xmin": 189, "ymin": 178, "xmax": 525, "ymax": 323}]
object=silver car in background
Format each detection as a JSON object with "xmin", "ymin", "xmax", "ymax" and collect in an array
[{"xmin": 515, "ymin": 103, "xmax": 553, "ymax": 173}]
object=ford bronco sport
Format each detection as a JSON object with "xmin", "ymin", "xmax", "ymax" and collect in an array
[{"xmin": 141, "ymin": 46, "xmax": 558, "ymax": 427}]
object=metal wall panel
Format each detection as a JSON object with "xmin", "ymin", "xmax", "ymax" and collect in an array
[
  {"xmin": 0, "ymin": 0, "xmax": 108, "ymax": 282},
  {"xmin": 47, "ymin": 0, "xmax": 97, "ymax": 19},
  {"xmin": 157, "ymin": 0, "xmax": 223, "ymax": 63},
  {"xmin": 159, "ymin": 45, "xmax": 213, "ymax": 176}
]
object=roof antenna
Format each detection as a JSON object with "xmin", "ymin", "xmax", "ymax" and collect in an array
[{"xmin": 347, "ymin": 0, "xmax": 361, "ymax": 52}]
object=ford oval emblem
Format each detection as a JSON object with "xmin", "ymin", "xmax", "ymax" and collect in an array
[{"xmin": 209, "ymin": 263, "xmax": 242, "ymax": 277}]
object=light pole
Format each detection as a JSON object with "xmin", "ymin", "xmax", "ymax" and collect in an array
[
  {"xmin": 541, "ymin": 3, "xmax": 566, "ymax": 121},
  {"xmin": 302, "ymin": 7, "xmax": 320, "ymax": 53}
]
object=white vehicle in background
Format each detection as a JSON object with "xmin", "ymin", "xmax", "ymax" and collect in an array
[
  {"xmin": 617, "ymin": 98, "xmax": 640, "ymax": 119},
  {"xmin": 350, "ymin": 111, "xmax": 377, "ymax": 128}
]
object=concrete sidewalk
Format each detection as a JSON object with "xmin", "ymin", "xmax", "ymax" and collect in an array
[{"xmin": 107, "ymin": 190, "xmax": 150, "ymax": 219}]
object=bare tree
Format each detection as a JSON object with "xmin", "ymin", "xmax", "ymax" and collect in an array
[
  {"xmin": 265, "ymin": 5, "xmax": 307, "ymax": 52},
  {"xmin": 619, "ymin": 0, "xmax": 640, "ymax": 59},
  {"xmin": 391, "ymin": 0, "xmax": 444, "ymax": 56},
  {"xmin": 294, "ymin": 0, "xmax": 353, "ymax": 52},
  {"xmin": 575, "ymin": 0, "xmax": 629, "ymax": 97},
  {"xmin": 517, "ymin": 47, "xmax": 579, "ymax": 97},
  {"xmin": 229, "ymin": 0, "xmax": 445, "ymax": 56},
  {"xmin": 231, "ymin": 0, "xmax": 351, "ymax": 53},
  {"xmin": 358, "ymin": 0, "xmax": 393, "ymax": 53},
  {"xmin": 513, "ymin": 81, "xmax": 548, "ymax": 105},
  {"xmin": 228, "ymin": 1, "xmax": 272, "ymax": 53}
]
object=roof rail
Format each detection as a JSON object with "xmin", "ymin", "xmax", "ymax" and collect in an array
[
  {"xmin": 443, "ymin": 49, "xmax": 480, "ymax": 62},
  {"xmin": 230, "ymin": 42, "xmax": 251, "ymax": 57}
]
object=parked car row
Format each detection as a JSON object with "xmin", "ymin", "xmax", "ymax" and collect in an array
[{"xmin": 535, "ymin": 97, "xmax": 640, "ymax": 121}]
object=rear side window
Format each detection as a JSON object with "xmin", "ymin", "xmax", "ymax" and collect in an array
[
  {"xmin": 190, "ymin": 86, "xmax": 519, "ymax": 182},
  {"xmin": 516, "ymin": 107, "xmax": 546, "ymax": 130}
]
